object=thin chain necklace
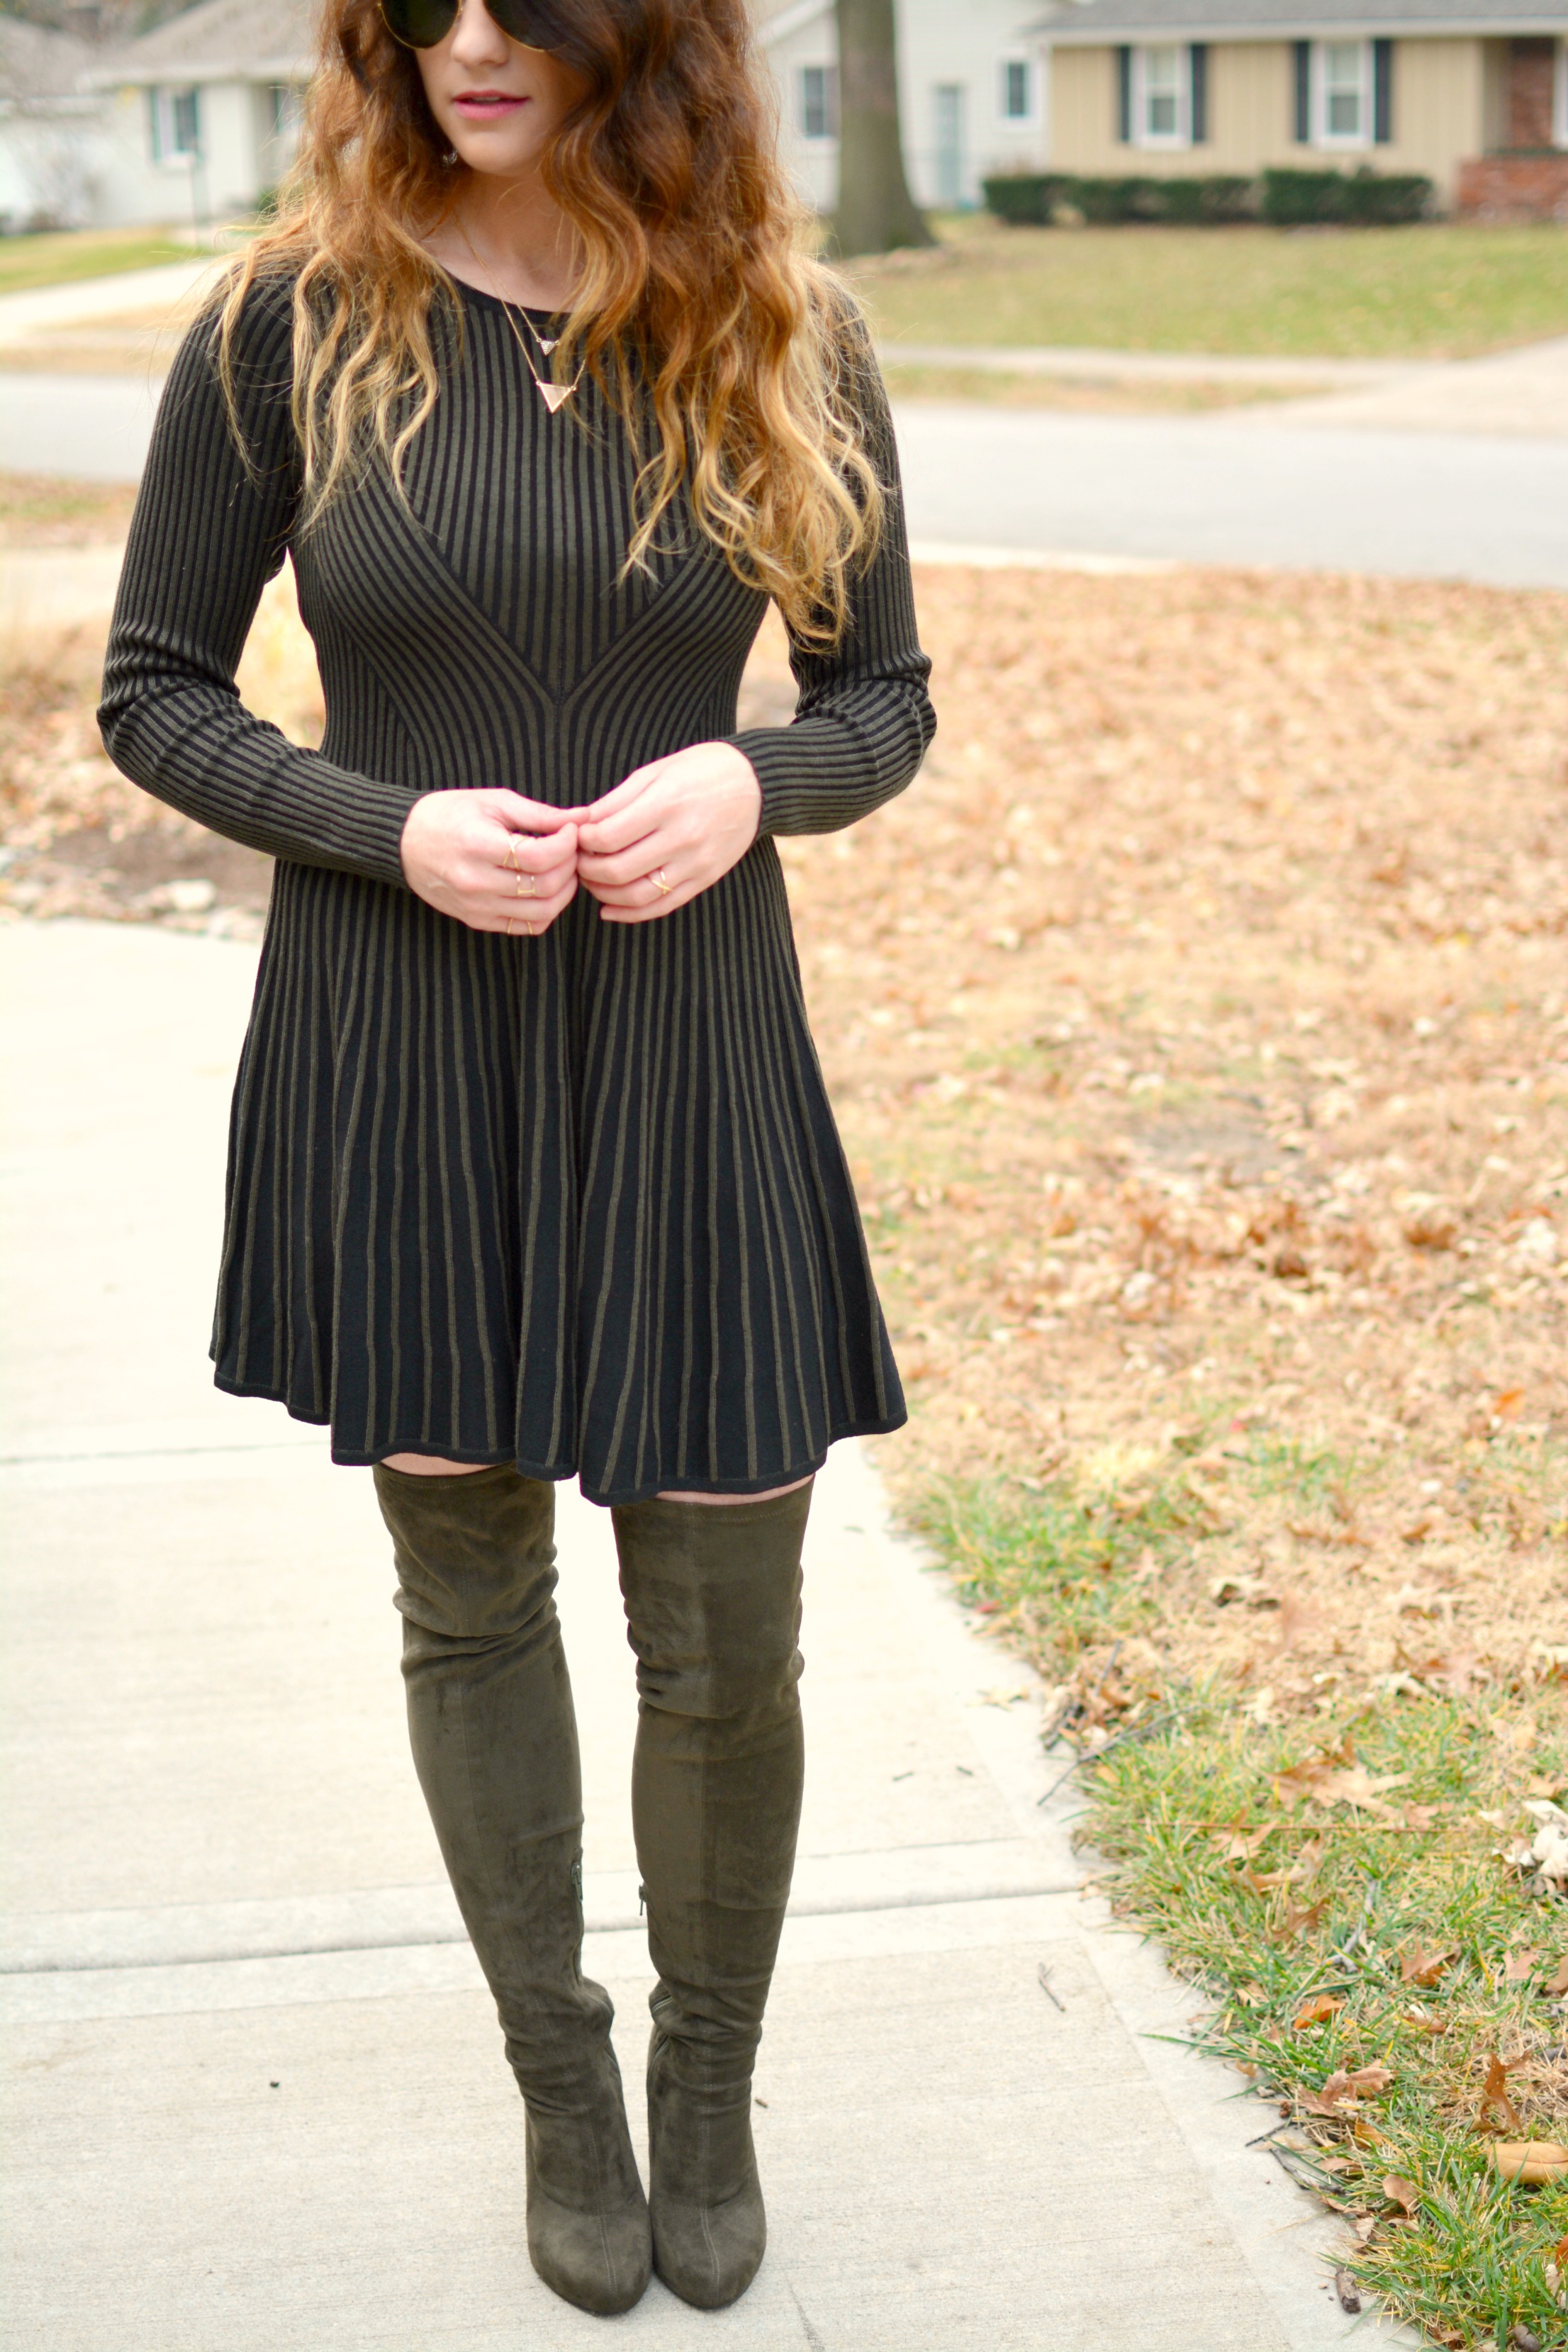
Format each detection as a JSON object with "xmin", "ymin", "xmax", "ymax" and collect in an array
[{"xmin": 459, "ymin": 225, "xmax": 581, "ymax": 415}]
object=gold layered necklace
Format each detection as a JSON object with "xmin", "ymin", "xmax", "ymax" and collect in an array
[{"xmin": 459, "ymin": 226, "xmax": 581, "ymax": 415}]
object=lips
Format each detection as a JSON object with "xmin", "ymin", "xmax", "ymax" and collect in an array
[{"xmin": 453, "ymin": 90, "xmax": 530, "ymax": 113}]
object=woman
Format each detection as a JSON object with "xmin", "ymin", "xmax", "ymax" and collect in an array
[{"xmin": 99, "ymin": 0, "xmax": 931, "ymax": 2319}]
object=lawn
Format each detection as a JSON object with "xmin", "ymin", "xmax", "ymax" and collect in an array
[
  {"xmin": 5, "ymin": 486, "xmax": 1568, "ymax": 2343},
  {"xmin": 846, "ymin": 218, "xmax": 1568, "ymax": 359},
  {"xmin": 0, "ymin": 225, "xmax": 198, "ymax": 296}
]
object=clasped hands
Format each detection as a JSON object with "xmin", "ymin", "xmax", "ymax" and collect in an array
[{"xmin": 399, "ymin": 741, "xmax": 762, "ymax": 936}]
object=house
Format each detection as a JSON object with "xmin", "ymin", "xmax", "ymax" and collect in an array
[
  {"xmin": 83, "ymin": 0, "xmax": 312, "ymax": 228},
  {"xmin": 760, "ymin": 0, "xmax": 1054, "ymax": 210},
  {"xmin": 13, "ymin": 0, "xmax": 1563, "ymax": 235},
  {"xmin": 68, "ymin": 0, "xmax": 1058, "ymax": 228},
  {"xmin": 1027, "ymin": 0, "xmax": 1568, "ymax": 215},
  {"xmin": 0, "ymin": 15, "xmax": 102, "ymax": 230}
]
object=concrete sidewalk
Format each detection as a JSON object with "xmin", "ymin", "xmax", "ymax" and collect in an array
[
  {"xmin": 880, "ymin": 335, "xmax": 1568, "ymax": 440},
  {"xmin": 0, "ymin": 918, "xmax": 1405, "ymax": 2349}
]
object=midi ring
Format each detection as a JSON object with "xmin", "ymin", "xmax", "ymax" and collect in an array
[
  {"xmin": 513, "ymin": 868, "xmax": 535, "ymax": 898},
  {"xmin": 653, "ymin": 867, "xmax": 673, "ymax": 896}
]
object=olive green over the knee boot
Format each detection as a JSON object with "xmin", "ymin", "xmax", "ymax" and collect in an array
[
  {"xmin": 610, "ymin": 1483, "xmax": 810, "ymax": 2312},
  {"xmin": 374, "ymin": 1462, "xmax": 651, "ymax": 2319}
]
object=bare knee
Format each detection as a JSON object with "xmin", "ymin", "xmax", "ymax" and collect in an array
[
  {"xmin": 383, "ymin": 1452, "xmax": 499, "ymax": 1477},
  {"xmin": 654, "ymin": 1477, "xmax": 812, "ymax": 1505}
]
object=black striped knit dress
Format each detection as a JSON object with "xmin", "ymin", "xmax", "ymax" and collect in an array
[{"xmin": 99, "ymin": 277, "xmax": 935, "ymax": 1504}]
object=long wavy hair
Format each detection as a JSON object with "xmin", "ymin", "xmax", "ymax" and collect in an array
[{"xmin": 217, "ymin": 0, "xmax": 882, "ymax": 642}]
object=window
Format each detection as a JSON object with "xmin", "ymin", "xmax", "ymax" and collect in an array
[
  {"xmin": 999, "ymin": 57, "xmax": 1033, "ymax": 123},
  {"xmin": 798, "ymin": 64, "xmax": 837, "ymax": 141},
  {"xmin": 147, "ymin": 84, "xmax": 201, "ymax": 164},
  {"xmin": 1141, "ymin": 44, "xmax": 1183, "ymax": 140},
  {"xmin": 1318, "ymin": 40, "xmax": 1370, "ymax": 145},
  {"xmin": 1556, "ymin": 37, "xmax": 1568, "ymax": 146}
]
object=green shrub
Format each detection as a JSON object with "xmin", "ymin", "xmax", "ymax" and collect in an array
[
  {"xmin": 980, "ymin": 172, "xmax": 1070, "ymax": 225},
  {"xmin": 983, "ymin": 167, "xmax": 1433, "ymax": 231},
  {"xmin": 1260, "ymin": 164, "xmax": 1432, "ymax": 225},
  {"xmin": 982, "ymin": 172, "xmax": 1255, "ymax": 226}
]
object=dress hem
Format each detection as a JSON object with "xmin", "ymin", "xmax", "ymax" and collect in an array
[{"xmin": 210, "ymin": 1368, "xmax": 907, "ymax": 1508}]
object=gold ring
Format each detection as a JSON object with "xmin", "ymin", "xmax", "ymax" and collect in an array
[
  {"xmin": 654, "ymin": 868, "xmax": 673, "ymax": 896},
  {"xmin": 506, "ymin": 914, "xmax": 517, "ymax": 937},
  {"xmin": 506, "ymin": 836, "xmax": 522, "ymax": 873},
  {"xmin": 513, "ymin": 869, "xmax": 535, "ymax": 898}
]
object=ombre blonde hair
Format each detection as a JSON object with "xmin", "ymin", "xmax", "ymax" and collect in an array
[{"xmin": 217, "ymin": 0, "xmax": 883, "ymax": 642}]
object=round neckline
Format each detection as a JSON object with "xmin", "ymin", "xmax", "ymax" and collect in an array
[{"xmin": 448, "ymin": 275, "xmax": 564, "ymax": 325}]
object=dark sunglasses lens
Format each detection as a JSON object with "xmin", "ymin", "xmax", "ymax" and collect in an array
[
  {"xmin": 485, "ymin": 0, "xmax": 562, "ymax": 48},
  {"xmin": 381, "ymin": 0, "xmax": 459, "ymax": 46}
]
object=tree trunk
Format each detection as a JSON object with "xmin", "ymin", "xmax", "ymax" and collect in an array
[{"xmin": 834, "ymin": 0, "xmax": 933, "ymax": 255}]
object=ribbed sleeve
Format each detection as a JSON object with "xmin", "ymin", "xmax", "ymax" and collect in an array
[
  {"xmin": 97, "ymin": 281, "xmax": 420, "ymax": 888},
  {"xmin": 729, "ymin": 342, "xmax": 935, "ymax": 839}
]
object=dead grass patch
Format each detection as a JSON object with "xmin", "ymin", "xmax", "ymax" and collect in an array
[{"xmin": 756, "ymin": 563, "xmax": 1568, "ymax": 1721}]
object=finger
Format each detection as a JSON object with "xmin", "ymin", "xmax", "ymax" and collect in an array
[
  {"xmin": 493, "ymin": 822, "xmax": 579, "ymax": 870},
  {"xmin": 491, "ymin": 793, "xmax": 578, "ymax": 834},
  {"xmin": 596, "ymin": 878, "xmax": 697, "ymax": 923},
  {"xmin": 586, "ymin": 866, "xmax": 682, "ymax": 907},
  {"xmin": 565, "ymin": 761, "xmax": 668, "ymax": 829},
  {"xmin": 495, "ymin": 841, "xmax": 579, "ymax": 891},
  {"xmin": 454, "ymin": 875, "xmax": 580, "ymax": 933},
  {"xmin": 574, "ymin": 838, "xmax": 671, "ymax": 889}
]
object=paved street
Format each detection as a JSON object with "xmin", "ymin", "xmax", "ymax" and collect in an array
[
  {"xmin": 894, "ymin": 401, "xmax": 1568, "ymax": 588},
  {"xmin": 0, "ymin": 264, "xmax": 1564, "ymax": 582},
  {"xmin": 0, "ymin": 919, "xmax": 1412, "ymax": 2349}
]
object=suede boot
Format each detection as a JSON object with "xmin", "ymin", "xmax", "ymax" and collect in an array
[
  {"xmin": 374, "ymin": 1462, "xmax": 651, "ymax": 2319},
  {"xmin": 610, "ymin": 1483, "xmax": 810, "ymax": 2311}
]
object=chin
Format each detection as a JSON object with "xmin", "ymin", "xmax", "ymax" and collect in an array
[{"xmin": 452, "ymin": 131, "xmax": 546, "ymax": 174}]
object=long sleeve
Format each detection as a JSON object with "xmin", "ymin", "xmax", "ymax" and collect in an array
[
  {"xmin": 729, "ymin": 337, "xmax": 935, "ymax": 839},
  {"xmin": 98, "ymin": 280, "xmax": 420, "ymax": 888}
]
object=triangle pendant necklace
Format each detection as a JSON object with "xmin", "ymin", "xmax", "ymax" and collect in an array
[{"xmin": 459, "ymin": 225, "xmax": 580, "ymax": 415}]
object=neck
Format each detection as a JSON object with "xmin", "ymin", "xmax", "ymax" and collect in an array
[{"xmin": 438, "ymin": 167, "xmax": 581, "ymax": 311}]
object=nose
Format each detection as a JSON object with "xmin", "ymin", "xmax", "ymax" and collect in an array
[{"xmin": 447, "ymin": 0, "xmax": 511, "ymax": 67}]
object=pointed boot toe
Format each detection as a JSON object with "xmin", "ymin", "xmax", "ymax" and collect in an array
[
  {"xmin": 646, "ymin": 2030, "xmax": 767, "ymax": 2310},
  {"xmin": 524, "ymin": 2110, "xmax": 652, "ymax": 2317},
  {"xmin": 650, "ymin": 2168, "xmax": 766, "ymax": 2311}
]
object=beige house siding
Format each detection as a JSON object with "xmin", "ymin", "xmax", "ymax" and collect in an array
[
  {"xmin": 1382, "ymin": 37, "xmax": 1485, "ymax": 193},
  {"xmin": 1046, "ymin": 34, "xmax": 1486, "ymax": 201},
  {"xmin": 1201, "ymin": 40, "xmax": 1295, "ymax": 169},
  {"xmin": 1047, "ymin": 44, "xmax": 1121, "ymax": 165}
]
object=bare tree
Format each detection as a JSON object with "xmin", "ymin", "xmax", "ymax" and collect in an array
[{"xmin": 834, "ymin": 0, "xmax": 931, "ymax": 255}]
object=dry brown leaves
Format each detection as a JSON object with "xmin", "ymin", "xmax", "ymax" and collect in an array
[
  {"xmin": 4, "ymin": 552, "xmax": 1568, "ymax": 1718},
  {"xmin": 765, "ymin": 562, "xmax": 1568, "ymax": 1710}
]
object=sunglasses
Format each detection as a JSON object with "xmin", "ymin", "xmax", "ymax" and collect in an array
[{"xmin": 379, "ymin": 0, "xmax": 566, "ymax": 50}]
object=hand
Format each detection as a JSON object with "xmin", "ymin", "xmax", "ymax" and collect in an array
[
  {"xmin": 570, "ymin": 742, "xmax": 761, "ymax": 924},
  {"xmin": 401, "ymin": 789, "xmax": 578, "ymax": 936}
]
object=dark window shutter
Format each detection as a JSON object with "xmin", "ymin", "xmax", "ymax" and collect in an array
[
  {"xmin": 1372, "ymin": 38, "xmax": 1393, "ymax": 142},
  {"xmin": 1292, "ymin": 40, "xmax": 1311, "ymax": 142},
  {"xmin": 1116, "ymin": 45, "xmax": 1132, "ymax": 142},
  {"xmin": 1189, "ymin": 42, "xmax": 1209, "ymax": 142}
]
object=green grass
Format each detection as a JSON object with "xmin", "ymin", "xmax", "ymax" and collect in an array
[
  {"xmin": 849, "ymin": 221, "xmax": 1568, "ymax": 359},
  {"xmin": 912, "ymin": 1465, "xmax": 1568, "ymax": 2343},
  {"xmin": 1083, "ymin": 1696, "xmax": 1568, "ymax": 2349},
  {"xmin": 0, "ymin": 227, "xmax": 196, "ymax": 296},
  {"xmin": 918, "ymin": 1467, "xmax": 1209, "ymax": 1669}
]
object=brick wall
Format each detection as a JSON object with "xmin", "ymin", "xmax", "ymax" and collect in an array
[
  {"xmin": 1507, "ymin": 35, "xmax": 1559, "ymax": 149},
  {"xmin": 1457, "ymin": 152, "xmax": 1568, "ymax": 220}
]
